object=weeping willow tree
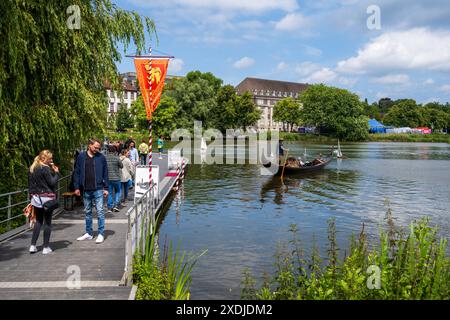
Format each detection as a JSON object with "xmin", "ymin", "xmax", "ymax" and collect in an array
[{"xmin": 0, "ymin": 0, "xmax": 156, "ymax": 192}]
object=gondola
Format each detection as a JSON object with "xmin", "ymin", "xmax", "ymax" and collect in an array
[{"xmin": 263, "ymin": 154, "xmax": 333, "ymax": 176}]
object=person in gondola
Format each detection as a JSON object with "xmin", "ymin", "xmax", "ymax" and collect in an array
[
  {"xmin": 278, "ymin": 138, "xmax": 288, "ymax": 165},
  {"xmin": 278, "ymin": 138, "xmax": 286, "ymax": 156}
]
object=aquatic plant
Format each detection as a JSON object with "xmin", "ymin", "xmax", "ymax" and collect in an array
[
  {"xmin": 242, "ymin": 209, "xmax": 449, "ymax": 300},
  {"xmin": 133, "ymin": 214, "xmax": 207, "ymax": 300}
]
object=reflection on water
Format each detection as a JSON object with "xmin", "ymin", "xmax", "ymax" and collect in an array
[{"xmin": 158, "ymin": 142, "xmax": 450, "ymax": 299}]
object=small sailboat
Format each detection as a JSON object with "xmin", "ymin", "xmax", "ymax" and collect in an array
[
  {"xmin": 335, "ymin": 139, "xmax": 347, "ymax": 159},
  {"xmin": 337, "ymin": 139, "xmax": 342, "ymax": 158},
  {"xmin": 201, "ymin": 137, "xmax": 207, "ymax": 151}
]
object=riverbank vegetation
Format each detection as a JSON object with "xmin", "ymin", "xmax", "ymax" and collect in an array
[
  {"xmin": 365, "ymin": 99, "xmax": 450, "ymax": 131},
  {"xmin": 367, "ymin": 133, "xmax": 450, "ymax": 143},
  {"xmin": 242, "ymin": 212, "xmax": 449, "ymax": 300},
  {"xmin": 133, "ymin": 220, "xmax": 207, "ymax": 300}
]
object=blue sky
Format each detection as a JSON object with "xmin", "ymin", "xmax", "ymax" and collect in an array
[{"xmin": 114, "ymin": 0, "xmax": 450, "ymax": 104}]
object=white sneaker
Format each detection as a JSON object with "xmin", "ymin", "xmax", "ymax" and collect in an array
[
  {"xmin": 96, "ymin": 234, "xmax": 104, "ymax": 244},
  {"xmin": 42, "ymin": 247, "xmax": 52, "ymax": 255},
  {"xmin": 29, "ymin": 245, "xmax": 37, "ymax": 253},
  {"xmin": 77, "ymin": 233, "xmax": 93, "ymax": 241}
]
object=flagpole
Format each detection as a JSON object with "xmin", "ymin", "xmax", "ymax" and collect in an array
[
  {"xmin": 148, "ymin": 47, "xmax": 153, "ymax": 189},
  {"xmin": 128, "ymin": 48, "xmax": 173, "ymax": 200}
]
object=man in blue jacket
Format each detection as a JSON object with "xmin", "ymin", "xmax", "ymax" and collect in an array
[{"xmin": 73, "ymin": 138, "xmax": 109, "ymax": 244}]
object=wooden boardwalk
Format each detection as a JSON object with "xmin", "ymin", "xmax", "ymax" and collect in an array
[{"xmin": 0, "ymin": 155, "xmax": 181, "ymax": 300}]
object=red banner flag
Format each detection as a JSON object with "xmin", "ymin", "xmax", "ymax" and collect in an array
[{"xmin": 134, "ymin": 58, "xmax": 169, "ymax": 120}]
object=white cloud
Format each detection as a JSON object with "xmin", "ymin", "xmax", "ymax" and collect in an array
[
  {"xmin": 424, "ymin": 78, "xmax": 435, "ymax": 85},
  {"xmin": 303, "ymin": 68, "xmax": 338, "ymax": 83},
  {"xmin": 276, "ymin": 62, "xmax": 288, "ymax": 72},
  {"xmin": 336, "ymin": 28, "xmax": 450, "ymax": 74},
  {"xmin": 130, "ymin": 0, "xmax": 298, "ymax": 13},
  {"xmin": 423, "ymin": 97, "xmax": 441, "ymax": 104},
  {"xmin": 439, "ymin": 84, "xmax": 450, "ymax": 93},
  {"xmin": 233, "ymin": 57, "xmax": 255, "ymax": 69},
  {"xmin": 376, "ymin": 92, "xmax": 389, "ymax": 100},
  {"xmin": 372, "ymin": 74, "xmax": 410, "ymax": 85},
  {"xmin": 235, "ymin": 20, "xmax": 265, "ymax": 30},
  {"xmin": 338, "ymin": 77, "xmax": 358, "ymax": 87},
  {"xmin": 295, "ymin": 61, "xmax": 355, "ymax": 86},
  {"xmin": 274, "ymin": 12, "xmax": 311, "ymax": 31},
  {"xmin": 168, "ymin": 58, "xmax": 184, "ymax": 74},
  {"xmin": 304, "ymin": 45, "xmax": 322, "ymax": 57},
  {"xmin": 295, "ymin": 61, "xmax": 322, "ymax": 77}
]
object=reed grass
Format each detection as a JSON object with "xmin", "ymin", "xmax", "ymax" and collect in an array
[
  {"xmin": 133, "ymin": 215, "xmax": 207, "ymax": 300},
  {"xmin": 242, "ymin": 208, "xmax": 449, "ymax": 300}
]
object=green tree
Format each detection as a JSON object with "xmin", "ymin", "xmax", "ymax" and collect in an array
[
  {"xmin": 421, "ymin": 103, "xmax": 450, "ymax": 131},
  {"xmin": 107, "ymin": 113, "xmax": 118, "ymax": 131},
  {"xmin": 235, "ymin": 92, "xmax": 262, "ymax": 130},
  {"xmin": 363, "ymin": 101, "xmax": 382, "ymax": 121},
  {"xmin": 273, "ymin": 98, "xmax": 302, "ymax": 132},
  {"xmin": 299, "ymin": 84, "xmax": 369, "ymax": 141},
  {"xmin": 167, "ymin": 71, "xmax": 223, "ymax": 129},
  {"xmin": 116, "ymin": 104, "xmax": 134, "ymax": 131},
  {"xmin": 0, "ymin": 0, "xmax": 155, "ymax": 190},
  {"xmin": 213, "ymin": 85, "xmax": 238, "ymax": 132},
  {"xmin": 378, "ymin": 97, "xmax": 395, "ymax": 116},
  {"xmin": 152, "ymin": 96, "xmax": 179, "ymax": 137},
  {"xmin": 383, "ymin": 99, "xmax": 423, "ymax": 128},
  {"xmin": 130, "ymin": 96, "xmax": 148, "ymax": 131}
]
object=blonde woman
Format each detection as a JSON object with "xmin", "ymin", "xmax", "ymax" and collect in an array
[
  {"xmin": 28, "ymin": 150, "xmax": 60, "ymax": 254},
  {"xmin": 120, "ymin": 149, "xmax": 134, "ymax": 202}
]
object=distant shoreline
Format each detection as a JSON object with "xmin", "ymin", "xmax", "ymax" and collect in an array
[{"xmin": 279, "ymin": 132, "xmax": 450, "ymax": 143}]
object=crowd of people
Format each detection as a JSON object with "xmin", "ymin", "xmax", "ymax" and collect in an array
[{"xmin": 26, "ymin": 135, "xmax": 165, "ymax": 254}]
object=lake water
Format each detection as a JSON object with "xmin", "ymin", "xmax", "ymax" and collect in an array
[{"xmin": 158, "ymin": 142, "xmax": 450, "ymax": 299}]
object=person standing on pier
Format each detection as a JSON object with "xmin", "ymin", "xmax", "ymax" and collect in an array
[
  {"xmin": 120, "ymin": 149, "xmax": 134, "ymax": 202},
  {"xmin": 128, "ymin": 141, "xmax": 139, "ymax": 166},
  {"xmin": 157, "ymin": 136, "xmax": 165, "ymax": 159},
  {"xmin": 106, "ymin": 145, "xmax": 123, "ymax": 213},
  {"xmin": 73, "ymin": 138, "xmax": 109, "ymax": 244},
  {"xmin": 128, "ymin": 141, "xmax": 139, "ymax": 187},
  {"xmin": 28, "ymin": 150, "xmax": 60, "ymax": 254},
  {"xmin": 138, "ymin": 139, "xmax": 149, "ymax": 165}
]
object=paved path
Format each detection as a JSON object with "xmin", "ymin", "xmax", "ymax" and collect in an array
[{"xmin": 0, "ymin": 154, "xmax": 180, "ymax": 300}]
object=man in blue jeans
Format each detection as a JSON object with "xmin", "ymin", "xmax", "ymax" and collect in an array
[{"xmin": 73, "ymin": 138, "xmax": 109, "ymax": 244}]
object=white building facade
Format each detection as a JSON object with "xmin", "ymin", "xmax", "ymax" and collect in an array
[
  {"xmin": 105, "ymin": 72, "xmax": 139, "ymax": 115},
  {"xmin": 235, "ymin": 77, "xmax": 308, "ymax": 131}
]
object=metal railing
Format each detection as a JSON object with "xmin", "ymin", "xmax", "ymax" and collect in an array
[
  {"xmin": 122, "ymin": 182, "xmax": 158, "ymax": 285},
  {"xmin": 0, "ymin": 174, "xmax": 72, "ymax": 234}
]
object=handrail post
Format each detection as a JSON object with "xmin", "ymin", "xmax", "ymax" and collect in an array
[
  {"xmin": 57, "ymin": 179, "xmax": 61, "ymax": 204},
  {"xmin": 7, "ymin": 195, "xmax": 11, "ymax": 231}
]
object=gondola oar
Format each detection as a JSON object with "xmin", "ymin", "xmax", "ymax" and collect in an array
[{"xmin": 280, "ymin": 149, "xmax": 289, "ymax": 183}]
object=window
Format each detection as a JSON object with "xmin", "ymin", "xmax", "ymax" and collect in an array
[{"xmin": 109, "ymin": 103, "xmax": 114, "ymax": 113}]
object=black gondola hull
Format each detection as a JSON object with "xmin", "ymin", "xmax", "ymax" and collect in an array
[{"xmin": 264, "ymin": 157, "xmax": 333, "ymax": 175}]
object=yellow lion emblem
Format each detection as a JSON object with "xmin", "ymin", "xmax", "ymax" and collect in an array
[{"xmin": 145, "ymin": 64, "xmax": 162, "ymax": 84}]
